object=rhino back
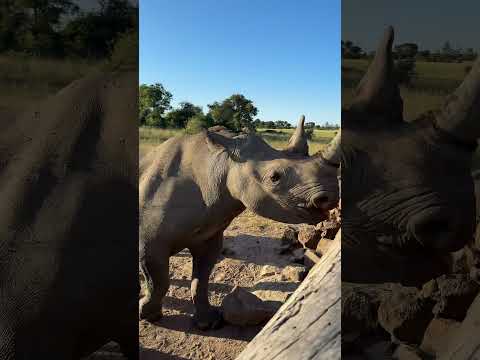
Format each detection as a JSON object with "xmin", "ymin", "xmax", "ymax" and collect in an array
[{"xmin": 139, "ymin": 132, "xmax": 242, "ymax": 251}]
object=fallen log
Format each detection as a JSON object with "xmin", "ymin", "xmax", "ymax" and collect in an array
[
  {"xmin": 439, "ymin": 293, "xmax": 480, "ymax": 360},
  {"xmin": 236, "ymin": 230, "xmax": 341, "ymax": 360}
]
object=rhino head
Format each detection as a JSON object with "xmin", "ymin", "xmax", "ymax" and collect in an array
[
  {"xmin": 342, "ymin": 27, "xmax": 479, "ymax": 283},
  {"xmin": 205, "ymin": 117, "xmax": 340, "ymax": 225}
]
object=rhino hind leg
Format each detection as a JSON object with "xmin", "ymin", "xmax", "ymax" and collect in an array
[
  {"xmin": 139, "ymin": 255, "xmax": 169, "ymax": 322},
  {"xmin": 189, "ymin": 232, "xmax": 224, "ymax": 330}
]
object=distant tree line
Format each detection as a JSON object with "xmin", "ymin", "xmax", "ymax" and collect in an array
[
  {"xmin": 0, "ymin": 0, "xmax": 137, "ymax": 59},
  {"xmin": 254, "ymin": 120, "xmax": 338, "ymax": 130},
  {"xmin": 139, "ymin": 83, "xmax": 258, "ymax": 133},
  {"xmin": 139, "ymin": 83, "xmax": 336, "ymax": 133},
  {"xmin": 342, "ymin": 40, "xmax": 478, "ymax": 63}
]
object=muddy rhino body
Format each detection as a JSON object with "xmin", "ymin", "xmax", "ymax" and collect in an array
[
  {"xmin": 139, "ymin": 120, "xmax": 339, "ymax": 328},
  {"xmin": 0, "ymin": 72, "xmax": 138, "ymax": 359}
]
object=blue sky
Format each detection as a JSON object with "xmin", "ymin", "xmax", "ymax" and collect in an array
[
  {"xmin": 140, "ymin": 0, "xmax": 340, "ymax": 125},
  {"xmin": 343, "ymin": 0, "xmax": 480, "ymax": 52}
]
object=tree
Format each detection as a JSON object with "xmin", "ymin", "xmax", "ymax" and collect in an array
[
  {"xmin": 18, "ymin": 0, "xmax": 80, "ymax": 56},
  {"xmin": 274, "ymin": 120, "xmax": 291, "ymax": 129},
  {"xmin": 342, "ymin": 40, "xmax": 365, "ymax": 59},
  {"xmin": 139, "ymin": 83, "xmax": 172, "ymax": 126},
  {"xmin": 395, "ymin": 58, "xmax": 416, "ymax": 86},
  {"xmin": 62, "ymin": 0, "xmax": 136, "ymax": 59},
  {"xmin": 207, "ymin": 94, "xmax": 258, "ymax": 132},
  {"xmin": 394, "ymin": 43, "xmax": 418, "ymax": 59},
  {"xmin": 185, "ymin": 113, "xmax": 213, "ymax": 134},
  {"xmin": 165, "ymin": 102, "xmax": 203, "ymax": 128}
]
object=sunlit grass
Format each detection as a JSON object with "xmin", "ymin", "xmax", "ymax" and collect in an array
[
  {"xmin": 0, "ymin": 54, "xmax": 98, "ymax": 115},
  {"xmin": 139, "ymin": 127, "xmax": 337, "ymax": 158}
]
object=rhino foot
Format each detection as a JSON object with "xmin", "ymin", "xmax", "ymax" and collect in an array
[{"xmin": 193, "ymin": 308, "xmax": 223, "ymax": 330}]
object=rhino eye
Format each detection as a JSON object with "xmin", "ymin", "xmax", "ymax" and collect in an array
[{"xmin": 270, "ymin": 171, "xmax": 281, "ymax": 183}]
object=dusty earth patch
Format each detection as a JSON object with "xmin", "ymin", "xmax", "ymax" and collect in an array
[
  {"xmin": 84, "ymin": 212, "xmax": 311, "ymax": 360},
  {"xmin": 138, "ymin": 210, "xmax": 307, "ymax": 360}
]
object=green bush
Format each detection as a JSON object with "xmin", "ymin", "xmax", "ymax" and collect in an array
[
  {"xmin": 185, "ymin": 114, "xmax": 210, "ymax": 134},
  {"xmin": 106, "ymin": 30, "xmax": 138, "ymax": 71}
]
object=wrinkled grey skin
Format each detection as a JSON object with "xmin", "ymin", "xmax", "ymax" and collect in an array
[
  {"xmin": 0, "ymin": 72, "xmax": 138, "ymax": 359},
  {"xmin": 139, "ymin": 117, "xmax": 339, "ymax": 329},
  {"xmin": 342, "ymin": 27, "xmax": 479, "ymax": 285}
]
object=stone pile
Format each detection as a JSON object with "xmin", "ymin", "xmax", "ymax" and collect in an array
[
  {"xmin": 279, "ymin": 208, "xmax": 341, "ymax": 269},
  {"xmin": 221, "ymin": 208, "xmax": 341, "ymax": 327},
  {"xmin": 342, "ymin": 253, "xmax": 480, "ymax": 359}
]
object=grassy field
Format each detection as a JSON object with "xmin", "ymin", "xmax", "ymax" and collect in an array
[
  {"xmin": 342, "ymin": 59, "xmax": 470, "ymax": 121},
  {"xmin": 139, "ymin": 127, "xmax": 337, "ymax": 158},
  {"xmin": 0, "ymin": 54, "xmax": 98, "ymax": 116}
]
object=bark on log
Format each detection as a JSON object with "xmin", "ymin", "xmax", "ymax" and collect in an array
[
  {"xmin": 236, "ymin": 230, "xmax": 341, "ymax": 360},
  {"xmin": 439, "ymin": 293, "xmax": 480, "ymax": 360}
]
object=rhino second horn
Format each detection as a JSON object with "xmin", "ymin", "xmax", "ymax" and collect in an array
[
  {"xmin": 285, "ymin": 115, "xmax": 309, "ymax": 156},
  {"xmin": 350, "ymin": 26, "xmax": 403, "ymax": 122},
  {"xmin": 435, "ymin": 55, "xmax": 480, "ymax": 144},
  {"xmin": 321, "ymin": 130, "xmax": 341, "ymax": 166}
]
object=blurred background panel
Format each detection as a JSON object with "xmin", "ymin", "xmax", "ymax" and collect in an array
[
  {"xmin": 342, "ymin": 1, "xmax": 480, "ymax": 359},
  {"xmin": 0, "ymin": 1, "xmax": 138, "ymax": 359}
]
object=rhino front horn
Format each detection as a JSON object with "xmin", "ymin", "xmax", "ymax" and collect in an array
[
  {"xmin": 435, "ymin": 54, "xmax": 480, "ymax": 144},
  {"xmin": 285, "ymin": 115, "xmax": 309, "ymax": 156},
  {"xmin": 350, "ymin": 26, "xmax": 403, "ymax": 122},
  {"xmin": 321, "ymin": 130, "xmax": 341, "ymax": 166}
]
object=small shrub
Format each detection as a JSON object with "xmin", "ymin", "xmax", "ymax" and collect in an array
[{"xmin": 185, "ymin": 114, "xmax": 209, "ymax": 134}]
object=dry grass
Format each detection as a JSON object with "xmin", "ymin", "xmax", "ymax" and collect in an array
[
  {"xmin": 0, "ymin": 54, "xmax": 99, "ymax": 115},
  {"xmin": 341, "ymin": 58, "xmax": 472, "ymax": 120},
  {"xmin": 139, "ymin": 127, "xmax": 337, "ymax": 158},
  {"xmin": 342, "ymin": 86, "xmax": 445, "ymax": 121}
]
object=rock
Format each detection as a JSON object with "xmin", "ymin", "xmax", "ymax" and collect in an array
[
  {"xmin": 281, "ymin": 226, "xmax": 298, "ymax": 247},
  {"xmin": 378, "ymin": 287, "xmax": 434, "ymax": 344},
  {"xmin": 290, "ymin": 248, "xmax": 305, "ymax": 263},
  {"xmin": 260, "ymin": 265, "xmax": 281, "ymax": 278},
  {"xmin": 298, "ymin": 225, "xmax": 322, "ymax": 249},
  {"xmin": 449, "ymin": 248, "xmax": 469, "ymax": 274},
  {"xmin": 470, "ymin": 266, "xmax": 480, "ymax": 283},
  {"xmin": 420, "ymin": 279, "xmax": 439, "ymax": 300},
  {"xmin": 221, "ymin": 247, "xmax": 236, "ymax": 256},
  {"xmin": 252, "ymin": 289, "xmax": 291, "ymax": 305},
  {"xmin": 303, "ymin": 249, "xmax": 321, "ymax": 269},
  {"xmin": 214, "ymin": 272, "xmax": 226, "ymax": 282},
  {"xmin": 221, "ymin": 286, "xmax": 275, "ymax": 326},
  {"xmin": 342, "ymin": 288, "xmax": 379, "ymax": 334},
  {"xmin": 281, "ymin": 264, "xmax": 307, "ymax": 282},
  {"xmin": 420, "ymin": 318, "xmax": 460, "ymax": 356},
  {"xmin": 315, "ymin": 219, "xmax": 340, "ymax": 240},
  {"xmin": 433, "ymin": 274, "xmax": 480, "ymax": 321},
  {"xmin": 364, "ymin": 341, "xmax": 393, "ymax": 360},
  {"xmin": 316, "ymin": 238, "xmax": 334, "ymax": 256},
  {"xmin": 392, "ymin": 345, "xmax": 424, "ymax": 360}
]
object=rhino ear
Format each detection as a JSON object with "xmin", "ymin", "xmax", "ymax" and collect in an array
[
  {"xmin": 204, "ymin": 129, "xmax": 244, "ymax": 160},
  {"xmin": 284, "ymin": 115, "xmax": 309, "ymax": 156},
  {"xmin": 350, "ymin": 26, "xmax": 403, "ymax": 122},
  {"xmin": 205, "ymin": 129, "xmax": 230, "ymax": 152}
]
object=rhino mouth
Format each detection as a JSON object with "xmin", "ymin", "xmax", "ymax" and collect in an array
[{"xmin": 295, "ymin": 203, "xmax": 330, "ymax": 224}]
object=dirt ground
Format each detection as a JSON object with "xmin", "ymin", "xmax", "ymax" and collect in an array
[{"xmin": 138, "ymin": 210, "xmax": 306, "ymax": 360}]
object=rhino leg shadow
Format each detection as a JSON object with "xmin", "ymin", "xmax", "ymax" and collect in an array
[
  {"xmin": 189, "ymin": 232, "xmax": 224, "ymax": 330},
  {"xmin": 139, "ymin": 256, "xmax": 170, "ymax": 322}
]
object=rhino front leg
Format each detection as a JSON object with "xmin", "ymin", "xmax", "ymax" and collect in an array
[
  {"xmin": 139, "ymin": 254, "xmax": 169, "ymax": 322},
  {"xmin": 189, "ymin": 232, "xmax": 223, "ymax": 330}
]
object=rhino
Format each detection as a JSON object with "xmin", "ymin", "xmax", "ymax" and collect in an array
[
  {"xmin": 341, "ymin": 27, "xmax": 480, "ymax": 284},
  {"xmin": 139, "ymin": 116, "xmax": 340, "ymax": 329},
  {"xmin": 0, "ymin": 72, "xmax": 138, "ymax": 359}
]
